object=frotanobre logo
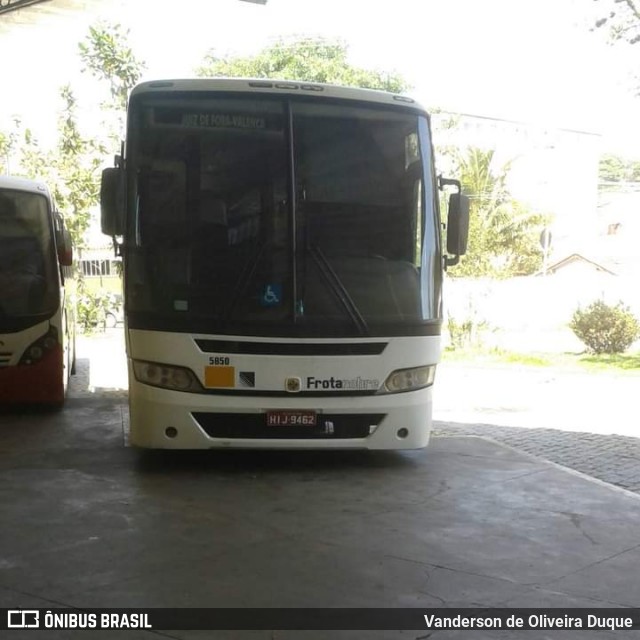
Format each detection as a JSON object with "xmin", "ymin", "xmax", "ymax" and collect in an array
[{"xmin": 306, "ymin": 376, "xmax": 379, "ymax": 391}]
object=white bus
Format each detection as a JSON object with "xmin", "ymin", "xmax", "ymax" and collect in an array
[
  {"xmin": 0, "ymin": 176, "xmax": 76, "ymax": 407},
  {"xmin": 101, "ymin": 79, "xmax": 468, "ymax": 449}
]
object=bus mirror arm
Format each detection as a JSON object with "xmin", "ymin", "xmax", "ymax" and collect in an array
[
  {"xmin": 438, "ymin": 176, "xmax": 461, "ymax": 191},
  {"xmin": 444, "ymin": 254, "xmax": 460, "ymax": 268},
  {"xmin": 112, "ymin": 237, "xmax": 123, "ymax": 258},
  {"xmin": 439, "ymin": 176, "xmax": 469, "ymax": 269}
]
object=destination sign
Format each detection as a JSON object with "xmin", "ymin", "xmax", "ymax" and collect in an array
[{"xmin": 181, "ymin": 113, "xmax": 267, "ymax": 130}]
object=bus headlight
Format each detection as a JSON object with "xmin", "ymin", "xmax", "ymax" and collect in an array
[
  {"xmin": 382, "ymin": 365, "xmax": 436, "ymax": 394},
  {"xmin": 132, "ymin": 360, "xmax": 202, "ymax": 392},
  {"xmin": 19, "ymin": 327, "xmax": 59, "ymax": 365}
]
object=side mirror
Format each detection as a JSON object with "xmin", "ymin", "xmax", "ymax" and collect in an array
[
  {"xmin": 439, "ymin": 175, "xmax": 469, "ymax": 267},
  {"xmin": 446, "ymin": 192, "xmax": 470, "ymax": 257},
  {"xmin": 101, "ymin": 167, "xmax": 124, "ymax": 236}
]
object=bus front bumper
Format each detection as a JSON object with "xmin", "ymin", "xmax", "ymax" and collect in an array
[
  {"xmin": 0, "ymin": 346, "xmax": 65, "ymax": 405},
  {"xmin": 127, "ymin": 379, "xmax": 434, "ymax": 450}
]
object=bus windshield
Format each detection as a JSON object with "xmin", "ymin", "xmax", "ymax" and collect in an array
[
  {"xmin": 126, "ymin": 96, "xmax": 440, "ymax": 337},
  {"xmin": 0, "ymin": 190, "xmax": 59, "ymax": 323}
]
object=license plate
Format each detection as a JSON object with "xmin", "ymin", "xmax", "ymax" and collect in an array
[{"xmin": 266, "ymin": 410, "xmax": 317, "ymax": 426}]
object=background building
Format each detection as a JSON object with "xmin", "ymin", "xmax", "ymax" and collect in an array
[{"xmin": 432, "ymin": 111, "xmax": 601, "ymax": 260}]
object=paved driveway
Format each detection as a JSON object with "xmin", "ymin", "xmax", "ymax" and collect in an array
[
  {"xmin": 2, "ymin": 405, "xmax": 640, "ymax": 638},
  {"xmin": 73, "ymin": 330, "xmax": 640, "ymax": 494},
  {"xmin": 1, "ymin": 331, "xmax": 640, "ymax": 637},
  {"xmin": 434, "ymin": 363, "xmax": 640, "ymax": 494}
]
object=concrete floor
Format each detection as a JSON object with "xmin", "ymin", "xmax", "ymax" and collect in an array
[{"xmin": 1, "ymin": 344, "xmax": 640, "ymax": 639}]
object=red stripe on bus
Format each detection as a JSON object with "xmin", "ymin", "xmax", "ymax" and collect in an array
[{"xmin": 0, "ymin": 345, "xmax": 65, "ymax": 405}]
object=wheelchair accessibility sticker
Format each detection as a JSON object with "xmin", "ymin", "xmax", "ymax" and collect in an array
[{"xmin": 261, "ymin": 283, "xmax": 282, "ymax": 307}]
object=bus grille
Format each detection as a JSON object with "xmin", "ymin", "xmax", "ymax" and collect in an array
[
  {"xmin": 192, "ymin": 412, "xmax": 385, "ymax": 439},
  {"xmin": 0, "ymin": 352, "xmax": 12, "ymax": 367},
  {"xmin": 194, "ymin": 340, "xmax": 387, "ymax": 356}
]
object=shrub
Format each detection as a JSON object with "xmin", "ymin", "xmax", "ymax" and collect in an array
[
  {"xmin": 77, "ymin": 289, "xmax": 114, "ymax": 333},
  {"xmin": 570, "ymin": 300, "xmax": 640, "ymax": 355},
  {"xmin": 446, "ymin": 315, "xmax": 492, "ymax": 349}
]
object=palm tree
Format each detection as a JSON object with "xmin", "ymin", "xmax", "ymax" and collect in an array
[{"xmin": 451, "ymin": 147, "xmax": 548, "ymax": 278}]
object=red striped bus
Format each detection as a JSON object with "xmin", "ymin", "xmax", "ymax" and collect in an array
[{"xmin": 0, "ymin": 176, "xmax": 77, "ymax": 407}]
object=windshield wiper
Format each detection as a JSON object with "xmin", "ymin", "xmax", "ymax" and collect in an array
[
  {"xmin": 309, "ymin": 244, "xmax": 369, "ymax": 336},
  {"xmin": 222, "ymin": 241, "xmax": 268, "ymax": 323}
]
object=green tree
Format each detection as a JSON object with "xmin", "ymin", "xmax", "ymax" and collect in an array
[
  {"xmin": 449, "ymin": 147, "xmax": 548, "ymax": 278},
  {"xmin": 15, "ymin": 86, "xmax": 105, "ymax": 333},
  {"xmin": 0, "ymin": 132, "xmax": 10, "ymax": 174},
  {"xmin": 15, "ymin": 22, "xmax": 144, "ymax": 249},
  {"xmin": 593, "ymin": 0, "xmax": 640, "ymax": 46},
  {"xmin": 0, "ymin": 118, "xmax": 23, "ymax": 174},
  {"xmin": 599, "ymin": 152, "xmax": 628, "ymax": 182},
  {"xmin": 79, "ymin": 22, "xmax": 146, "ymax": 112},
  {"xmin": 55, "ymin": 86, "xmax": 105, "ymax": 249},
  {"xmin": 6, "ymin": 22, "xmax": 144, "ymax": 331},
  {"xmin": 196, "ymin": 36, "xmax": 409, "ymax": 92},
  {"xmin": 599, "ymin": 152, "xmax": 640, "ymax": 185},
  {"xmin": 592, "ymin": 0, "xmax": 640, "ymax": 92},
  {"xmin": 19, "ymin": 86, "xmax": 104, "ymax": 251},
  {"xmin": 78, "ymin": 21, "xmax": 146, "ymax": 148}
]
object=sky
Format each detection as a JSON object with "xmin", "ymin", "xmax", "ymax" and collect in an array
[{"xmin": 0, "ymin": 0, "xmax": 639, "ymax": 157}]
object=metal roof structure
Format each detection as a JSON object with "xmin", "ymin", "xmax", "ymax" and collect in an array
[
  {"xmin": 0, "ymin": 0, "xmax": 50, "ymax": 15},
  {"xmin": 0, "ymin": 0, "xmax": 266, "ymax": 18},
  {"xmin": 0, "ymin": 0, "xmax": 106, "ymax": 34},
  {"xmin": 0, "ymin": 0, "xmax": 266, "ymax": 38},
  {"xmin": 0, "ymin": 0, "xmax": 93, "ymax": 19}
]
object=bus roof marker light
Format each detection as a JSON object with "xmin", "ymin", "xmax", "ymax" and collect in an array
[
  {"xmin": 393, "ymin": 95, "xmax": 415, "ymax": 104},
  {"xmin": 174, "ymin": 300, "xmax": 189, "ymax": 311},
  {"xmin": 148, "ymin": 81, "xmax": 175, "ymax": 89}
]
